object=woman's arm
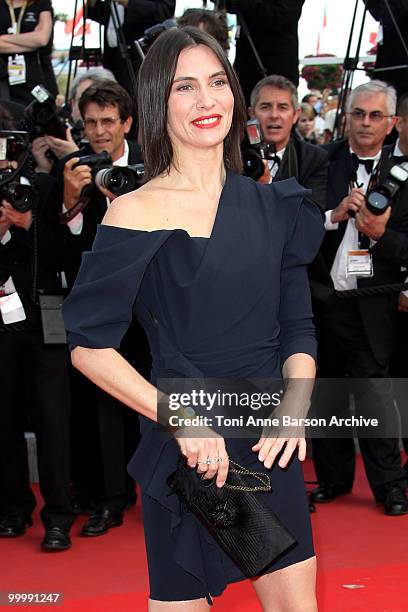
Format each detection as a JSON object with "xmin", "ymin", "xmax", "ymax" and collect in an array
[
  {"xmin": 282, "ymin": 352, "xmax": 316, "ymax": 379},
  {"xmin": 252, "ymin": 353, "xmax": 316, "ymax": 468},
  {"xmin": 0, "ymin": 38, "xmax": 32, "ymax": 53},
  {"xmin": 72, "ymin": 346, "xmax": 157, "ymax": 420},
  {"xmin": 0, "ymin": 11, "xmax": 52, "ymax": 51},
  {"xmin": 72, "ymin": 345, "xmax": 229, "ymax": 486}
]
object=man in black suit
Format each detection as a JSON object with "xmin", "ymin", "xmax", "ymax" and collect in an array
[
  {"xmin": 61, "ymin": 81, "xmax": 142, "ymax": 283},
  {"xmin": 311, "ymin": 80, "xmax": 408, "ymax": 515},
  {"xmin": 364, "ymin": 0, "xmax": 408, "ymax": 98},
  {"xmin": 388, "ymin": 92, "xmax": 408, "ymax": 467},
  {"xmin": 249, "ymin": 74, "xmax": 328, "ymax": 210},
  {"xmin": 227, "ymin": 1, "xmax": 305, "ymax": 104},
  {"xmin": 0, "ymin": 134, "xmax": 75, "ymax": 550},
  {"xmin": 60, "ymin": 81, "xmax": 148, "ymax": 536},
  {"xmin": 86, "ymin": 0, "xmax": 175, "ymax": 95}
]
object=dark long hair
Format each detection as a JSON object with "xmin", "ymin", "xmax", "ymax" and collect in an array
[{"xmin": 137, "ymin": 26, "xmax": 246, "ymax": 180}]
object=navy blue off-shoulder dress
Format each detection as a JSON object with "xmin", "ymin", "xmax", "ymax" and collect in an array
[{"xmin": 63, "ymin": 172, "xmax": 324, "ymax": 603}]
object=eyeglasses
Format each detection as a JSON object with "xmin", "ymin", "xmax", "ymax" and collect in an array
[
  {"xmin": 83, "ymin": 117, "xmax": 122, "ymax": 129},
  {"xmin": 348, "ymin": 110, "xmax": 394, "ymax": 123}
]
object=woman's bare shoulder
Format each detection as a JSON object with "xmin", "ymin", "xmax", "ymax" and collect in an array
[{"xmin": 102, "ymin": 179, "xmax": 165, "ymax": 231}]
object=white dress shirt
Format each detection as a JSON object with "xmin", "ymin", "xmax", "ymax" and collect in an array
[
  {"xmin": 268, "ymin": 146, "xmax": 286, "ymax": 179},
  {"xmin": 325, "ymin": 148, "xmax": 381, "ymax": 291}
]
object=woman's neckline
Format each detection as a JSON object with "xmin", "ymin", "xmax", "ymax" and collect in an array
[
  {"xmin": 101, "ymin": 227, "xmax": 210, "ymax": 240},
  {"xmin": 102, "ymin": 169, "xmax": 232, "ymax": 239}
]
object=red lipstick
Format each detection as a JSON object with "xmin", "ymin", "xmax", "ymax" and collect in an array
[{"xmin": 191, "ymin": 114, "xmax": 222, "ymax": 129}]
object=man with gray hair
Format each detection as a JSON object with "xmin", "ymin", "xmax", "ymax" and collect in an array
[
  {"xmin": 311, "ymin": 80, "xmax": 408, "ymax": 515},
  {"xmin": 248, "ymin": 74, "xmax": 328, "ymax": 210}
]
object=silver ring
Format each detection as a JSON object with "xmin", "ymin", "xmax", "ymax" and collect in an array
[{"xmin": 217, "ymin": 456, "xmax": 224, "ymax": 463}]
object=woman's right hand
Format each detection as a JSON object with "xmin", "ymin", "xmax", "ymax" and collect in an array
[{"xmin": 175, "ymin": 426, "xmax": 229, "ymax": 487}]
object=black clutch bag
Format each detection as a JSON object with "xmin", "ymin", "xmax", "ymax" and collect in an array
[{"xmin": 167, "ymin": 458, "xmax": 297, "ymax": 578}]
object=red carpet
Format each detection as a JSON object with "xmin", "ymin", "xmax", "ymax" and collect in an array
[{"xmin": 1, "ymin": 457, "xmax": 408, "ymax": 611}]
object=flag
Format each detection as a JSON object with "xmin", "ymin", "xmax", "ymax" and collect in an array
[
  {"xmin": 316, "ymin": 4, "xmax": 328, "ymax": 55},
  {"xmin": 65, "ymin": 6, "xmax": 91, "ymax": 38}
]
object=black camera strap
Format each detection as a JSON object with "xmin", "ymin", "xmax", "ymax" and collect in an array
[
  {"xmin": 59, "ymin": 197, "xmax": 90, "ymax": 224},
  {"xmin": 350, "ymin": 160, "xmax": 381, "ymax": 249}
]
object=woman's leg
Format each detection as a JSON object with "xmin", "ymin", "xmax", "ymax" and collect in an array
[
  {"xmin": 148, "ymin": 598, "xmax": 210, "ymax": 611},
  {"xmin": 251, "ymin": 556, "xmax": 317, "ymax": 612}
]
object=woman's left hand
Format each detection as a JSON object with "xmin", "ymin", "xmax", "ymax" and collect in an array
[
  {"xmin": 252, "ymin": 436, "xmax": 306, "ymax": 469},
  {"xmin": 253, "ymin": 353, "xmax": 315, "ymax": 469}
]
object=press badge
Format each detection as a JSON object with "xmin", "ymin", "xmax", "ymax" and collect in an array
[
  {"xmin": 8, "ymin": 54, "xmax": 26, "ymax": 85},
  {"xmin": 346, "ymin": 250, "xmax": 373, "ymax": 278},
  {"xmin": 0, "ymin": 291, "xmax": 26, "ymax": 324}
]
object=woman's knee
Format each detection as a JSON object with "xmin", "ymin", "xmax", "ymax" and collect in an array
[
  {"xmin": 252, "ymin": 556, "xmax": 317, "ymax": 612},
  {"xmin": 148, "ymin": 597, "xmax": 210, "ymax": 611}
]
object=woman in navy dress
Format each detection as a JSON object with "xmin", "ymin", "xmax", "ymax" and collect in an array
[{"xmin": 63, "ymin": 27, "xmax": 324, "ymax": 611}]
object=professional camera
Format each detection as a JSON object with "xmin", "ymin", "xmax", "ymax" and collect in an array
[
  {"xmin": 72, "ymin": 151, "xmax": 112, "ymax": 197},
  {"xmin": 0, "ymin": 166, "xmax": 38, "ymax": 212},
  {"xmin": 23, "ymin": 85, "xmax": 68, "ymax": 141},
  {"xmin": 136, "ymin": 19, "xmax": 177, "ymax": 49},
  {"xmin": 366, "ymin": 161, "xmax": 408, "ymax": 215},
  {"xmin": 94, "ymin": 164, "xmax": 145, "ymax": 196},
  {"xmin": 72, "ymin": 152, "xmax": 145, "ymax": 197},
  {"xmin": 242, "ymin": 119, "xmax": 278, "ymax": 180},
  {"xmin": 0, "ymin": 130, "xmax": 29, "ymax": 162},
  {"xmin": 0, "ymin": 130, "xmax": 37, "ymax": 212}
]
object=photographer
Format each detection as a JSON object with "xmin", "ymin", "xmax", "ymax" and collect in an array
[
  {"xmin": 60, "ymin": 80, "xmax": 146, "ymax": 536},
  {"xmin": 388, "ymin": 91, "xmax": 408, "ymax": 468},
  {"xmin": 0, "ymin": 0, "xmax": 57, "ymax": 105},
  {"xmin": 247, "ymin": 75, "xmax": 328, "ymax": 211},
  {"xmin": 61, "ymin": 80, "xmax": 142, "ymax": 274},
  {"xmin": 0, "ymin": 106, "xmax": 75, "ymax": 549},
  {"xmin": 31, "ymin": 68, "xmax": 118, "ymax": 169},
  {"xmin": 310, "ymin": 81, "xmax": 408, "ymax": 515},
  {"xmin": 86, "ymin": 0, "xmax": 175, "ymax": 94}
]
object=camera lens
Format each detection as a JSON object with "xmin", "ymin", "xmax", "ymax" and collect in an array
[
  {"xmin": 106, "ymin": 168, "xmax": 128, "ymax": 193},
  {"xmin": 242, "ymin": 149, "xmax": 265, "ymax": 181},
  {"xmin": 366, "ymin": 188, "xmax": 390, "ymax": 215},
  {"xmin": 95, "ymin": 167, "xmax": 139, "ymax": 196},
  {"xmin": 5, "ymin": 183, "xmax": 37, "ymax": 212}
]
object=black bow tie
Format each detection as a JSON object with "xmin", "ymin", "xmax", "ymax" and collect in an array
[{"xmin": 352, "ymin": 153, "xmax": 376, "ymax": 174}]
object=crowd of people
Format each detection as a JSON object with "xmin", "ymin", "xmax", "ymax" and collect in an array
[{"xmin": 0, "ymin": 1, "xmax": 408, "ymax": 608}]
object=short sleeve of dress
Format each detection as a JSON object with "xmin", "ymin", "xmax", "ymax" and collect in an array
[
  {"xmin": 62, "ymin": 225, "xmax": 171, "ymax": 351},
  {"xmin": 272, "ymin": 179, "xmax": 325, "ymax": 367}
]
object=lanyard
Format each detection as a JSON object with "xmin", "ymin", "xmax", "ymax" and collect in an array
[{"xmin": 6, "ymin": 0, "xmax": 28, "ymax": 35}]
